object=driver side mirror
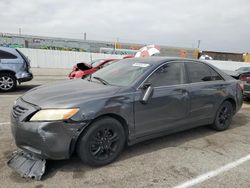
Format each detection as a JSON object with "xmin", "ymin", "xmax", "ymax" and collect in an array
[{"xmin": 140, "ymin": 83, "xmax": 154, "ymax": 104}]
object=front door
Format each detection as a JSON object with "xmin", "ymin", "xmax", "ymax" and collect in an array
[{"xmin": 134, "ymin": 62, "xmax": 190, "ymax": 137}]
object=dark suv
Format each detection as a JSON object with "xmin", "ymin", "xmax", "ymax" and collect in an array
[{"xmin": 0, "ymin": 47, "xmax": 33, "ymax": 91}]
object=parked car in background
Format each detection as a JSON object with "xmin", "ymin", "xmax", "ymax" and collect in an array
[
  {"xmin": 224, "ymin": 66, "xmax": 250, "ymax": 79},
  {"xmin": 68, "ymin": 59, "xmax": 118, "ymax": 79},
  {"xmin": 236, "ymin": 67, "xmax": 250, "ymax": 75},
  {"xmin": 240, "ymin": 72, "xmax": 250, "ymax": 99},
  {"xmin": 8, "ymin": 57, "xmax": 243, "ymax": 179},
  {"xmin": 222, "ymin": 67, "xmax": 250, "ymax": 99},
  {"xmin": 0, "ymin": 47, "xmax": 33, "ymax": 91},
  {"xmin": 222, "ymin": 69, "xmax": 239, "ymax": 79}
]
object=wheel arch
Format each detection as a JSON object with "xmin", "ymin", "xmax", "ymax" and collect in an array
[
  {"xmin": 0, "ymin": 69, "xmax": 17, "ymax": 77},
  {"xmin": 72, "ymin": 113, "xmax": 130, "ymax": 156},
  {"xmin": 223, "ymin": 97, "xmax": 236, "ymax": 113},
  {"xmin": 211, "ymin": 97, "xmax": 236, "ymax": 124},
  {"xmin": 87, "ymin": 113, "xmax": 129, "ymax": 141}
]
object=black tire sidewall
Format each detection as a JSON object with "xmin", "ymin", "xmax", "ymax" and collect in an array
[
  {"xmin": 0, "ymin": 73, "xmax": 17, "ymax": 91},
  {"xmin": 213, "ymin": 101, "xmax": 233, "ymax": 131},
  {"xmin": 77, "ymin": 117, "xmax": 125, "ymax": 166}
]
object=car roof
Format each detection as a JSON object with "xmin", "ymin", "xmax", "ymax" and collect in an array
[
  {"xmin": 121, "ymin": 56, "xmax": 202, "ymax": 66},
  {"xmin": 0, "ymin": 46, "xmax": 17, "ymax": 53}
]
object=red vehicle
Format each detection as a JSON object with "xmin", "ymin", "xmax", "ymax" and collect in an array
[{"xmin": 68, "ymin": 59, "xmax": 117, "ymax": 79}]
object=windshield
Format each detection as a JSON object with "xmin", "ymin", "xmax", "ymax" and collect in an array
[
  {"xmin": 90, "ymin": 59, "xmax": 151, "ymax": 86},
  {"xmin": 102, "ymin": 60, "xmax": 117, "ymax": 68},
  {"xmin": 91, "ymin": 59, "xmax": 104, "ymax": 67}
]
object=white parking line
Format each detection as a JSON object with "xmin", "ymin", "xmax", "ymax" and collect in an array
[
  {"xmin": 173, "ymin": 154, "xmax": 250, "ymax": 188},
  {"xmin": 0, "ymin": 122, "xmax": 10, "ymax": 125}
]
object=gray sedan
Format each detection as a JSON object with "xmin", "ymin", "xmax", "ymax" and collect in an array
[{"xmin": 8, "ymin": 57, "xmax": 243, "ymax": 179}]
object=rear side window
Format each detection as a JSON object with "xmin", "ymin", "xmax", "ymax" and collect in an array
[
  {"xmin": 0, "ymin": 50, "xmax": 17, "ymax": 59},
  {"xmin": 186, "ymin": 62, "xmax": 222, "ymax": 83},
  {"xmin": 148, "ymin": 63, "xmax": 186, "ymax": 87}
]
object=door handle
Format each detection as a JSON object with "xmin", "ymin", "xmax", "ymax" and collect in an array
[
  {"xmin": 217, "ymin": 84, "xmax": 226, "ymax": 90},
  {"xmin": 182, "ymin": 90, "xmax": 188, "ymax": 97},
  {"xmin": 174, "ymin": 88, "xmax": 188, "ymax": 96}
]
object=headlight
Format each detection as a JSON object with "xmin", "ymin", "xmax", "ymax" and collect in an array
[{"xmin": 29, "ymin": 108, "xmax": 79, "ymax": 121}]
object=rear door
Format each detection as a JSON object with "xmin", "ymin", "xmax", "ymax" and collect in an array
[
  {"xmin": 185, "ymin": 61, "xmax": 227, "ymax": 125},
  {"xmin": 134, "ymin": 62, "xmax": 190, "ymax": 137},
  {"xmin": 0, "ymin": 49, "xmax": 20, "ymax": 65}
]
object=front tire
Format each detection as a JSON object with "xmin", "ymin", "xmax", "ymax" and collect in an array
[
  {"xmin": 211, "ymin": 101, "xmax": 233, "ymax": 131},
  {"xmin": 0, "ymin": 73, "xmax": 17, "ymax": 91},
  {"xmin": 77, "ymin": 117, "xmax": 125, "ymax": 166}
]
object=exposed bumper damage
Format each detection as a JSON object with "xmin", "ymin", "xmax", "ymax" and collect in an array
[
  {"xmin": 7, "ymin": 150, "xmax": 46, "ymax": 180},
  {"xmin": 8, "ymin": 98, "xmax": 89, "ymax": 180}
]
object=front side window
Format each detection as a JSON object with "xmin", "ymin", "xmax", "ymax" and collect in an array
[
  {"xmin": 0, "ymin": 50, "xmax": 17, "ymax": 59},
  {"xmin": 186, "ymin": 62, "xmax": 222, "ymax": 83},
  {"xmin": 148, "ymin": 63, "xmax": 186, "ymax": 87}
]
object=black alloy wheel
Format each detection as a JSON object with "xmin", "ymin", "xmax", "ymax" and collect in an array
[
  {"xmin": 77, "ymin": 117, "xmax": 125, "ymax": 166},
  {"xmin": 211, "ymin": 101, "xmax": 233, "ymax": 131},
  {"xmin": 90, "ymin": 127, "xmax": 119, "ymax": 161}
]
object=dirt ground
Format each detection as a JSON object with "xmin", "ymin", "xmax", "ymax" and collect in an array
[{"xmin": 0, "ymin": 73, "xmax": 250, "ymax": 188}]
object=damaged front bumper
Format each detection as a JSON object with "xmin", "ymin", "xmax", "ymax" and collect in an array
[
  {"xmin": 11, "ymin": 117, "xmax": 87, "ymax": 160},
  {"xmin": 10, "ymin": 98, "xmax": 88, "ymax": 160},
  {"xmin": 8, "ymin": 98, "xmax": 89, "ymax": 180},
  {"xmin": 7, "ymin": 150, "xmax": 46, "ymax": 180}
]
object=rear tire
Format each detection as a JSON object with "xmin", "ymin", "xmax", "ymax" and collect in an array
[
  {"xmin": 0, "ymin": 73, "xmax": 17, "ymax": 91},
  {"xmin": 77, "ymin": 117, "xmax": 125, "ymax": 166},
  {"xmin": 211, "ymin": 101, "xmax": 233, "ymax": 131}
]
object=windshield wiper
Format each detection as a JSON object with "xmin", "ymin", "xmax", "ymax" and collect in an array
[{"xmin": 93, "ymin": 76, "xmax": 109, "ymax": 85}]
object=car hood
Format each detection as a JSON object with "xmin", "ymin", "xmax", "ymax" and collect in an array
[{"xmin": 22, "ymin": 79, "xmax": 121, "ymax": 108}]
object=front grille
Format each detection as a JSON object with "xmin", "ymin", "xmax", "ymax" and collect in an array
[{"xmin": 12, "ymin": 105, "xmax": 28, "ymax": 118}]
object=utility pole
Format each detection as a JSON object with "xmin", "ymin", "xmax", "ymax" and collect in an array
[
  {"xmin": 197, "ymin": 40, "xmax": 201, "ymax": 49},
  {"xmin": 115, "ymin": 37, "xmax": 119, "ymax": 50},
  {"xmin": 19, "ymin": 28, "xmax": 22, "ymax": 35}
]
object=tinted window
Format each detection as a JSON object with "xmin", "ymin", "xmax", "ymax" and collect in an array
[
  {"xmin": 186, "ymin": 62, "xmax": 222, "ymax": 83},
  {"xmin": 0, "ymin": 50, "xmax": 17, "ymax": 59},
  {"xmin": 209, "ymin": 67, "xmax": 223, "ymax": 81},
  {"xmin": 148, "ymin": 63, "xmax": 186, "ymax": 87}
]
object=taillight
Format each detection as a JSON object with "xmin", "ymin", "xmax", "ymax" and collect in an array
[
  {"xmin": 239, "ymin": 83, "xmax": 244, "ymax": 91},
  {"xmin": 247, "ymin": 77, "xmax": 250, "ymax": 83},
  {"xmin": 239, "ymin": 74, "xmax": 250, "ymax": 82}
]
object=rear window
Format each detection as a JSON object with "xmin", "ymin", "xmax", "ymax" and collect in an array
[
  {"xmin": 186, "ymin": 62, "xmax": 223, "ymax": 83},
  {"xmin": 0, "ymin": 50, "xmax": 17, "ymax": 59}
]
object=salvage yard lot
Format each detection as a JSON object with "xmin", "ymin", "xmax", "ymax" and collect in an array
[{"xmin": 1, "ymin": 75, "xmax": 250, "ymax": 188}]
